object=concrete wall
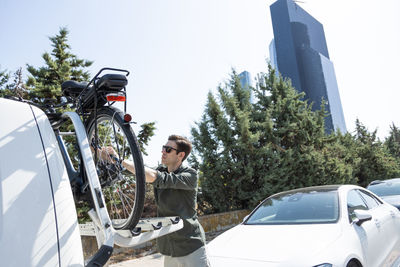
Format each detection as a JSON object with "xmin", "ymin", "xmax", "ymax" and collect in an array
[{"xmin": 198, "ymin": 209, "xmax": 250, "ymax": 233}]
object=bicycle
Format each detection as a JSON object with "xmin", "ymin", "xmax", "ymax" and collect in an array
[{"xmin": 29, "ymin": 67, "xmax": 146, "ymax": 230}]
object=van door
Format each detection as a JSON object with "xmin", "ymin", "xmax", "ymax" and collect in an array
[{"xmin": 0, "ymin": 98, "xmax": 83, "ymax": 266}]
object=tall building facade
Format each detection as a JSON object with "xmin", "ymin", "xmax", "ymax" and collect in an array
[
  {"xmin": 239, "ymin": 71, "xmax": 254, "ymax": 103},
  {"xmin": 270, "ymin": 0, "xmax": 346, "ymax": 133}
]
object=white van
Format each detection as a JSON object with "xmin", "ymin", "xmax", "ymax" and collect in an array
[{"xmin": 0, "ymin": 98, "xmax": 84, "ymax": 266}]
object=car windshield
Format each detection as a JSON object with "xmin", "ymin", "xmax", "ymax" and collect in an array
[
  {"xmin": 368, "ymin": 181, "xmax": 400, "ymax": 197},
  {"xmin": 246, "ymin": 189, "xmax": 339, "ymax": 225}
]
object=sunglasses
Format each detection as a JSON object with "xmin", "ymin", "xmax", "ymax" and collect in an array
[{"xmin": 162, "ymin": 145, "xmax": 179, "ymax": 153}]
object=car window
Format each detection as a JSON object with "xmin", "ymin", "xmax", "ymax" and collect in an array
[
  {"xmin": 347, "ymin": 190, "xmax": 368, "ymax": 222},
  {"xmin": 367, "ymin": 181, "xmax": 400, "ymax": 197},
  {"xmin": 358, "ymin": 190, "xmax": 382, "ymax": 208},
  {"xmin": 246, "ymin": 189, "xmax": 339, "ymax": 225}
]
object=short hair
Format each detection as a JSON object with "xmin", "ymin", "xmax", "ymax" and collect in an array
[{"xmin": 168, "ymin": 135, "xmax": 192, "ymax": 162}]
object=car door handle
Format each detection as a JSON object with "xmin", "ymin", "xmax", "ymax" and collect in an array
[
  {"xmin": 374, "ymin": 218, "xmax": 381, "ymax": 228},
  {"xmin": 390, "ymin": 210, "xmax": 396, "ymax": 218}
]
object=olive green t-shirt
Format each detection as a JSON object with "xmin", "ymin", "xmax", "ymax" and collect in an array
[{"xmin": 152, "ymin": 165, "xmax": 206, "ymax": 257}]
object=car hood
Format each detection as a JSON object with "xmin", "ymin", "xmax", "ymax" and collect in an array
[{"xmin": 208, "ymin": 223, "xmax": 343, "ymax": 264}]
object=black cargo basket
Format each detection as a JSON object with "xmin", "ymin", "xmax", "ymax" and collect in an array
[
  {"xmin": 80, "ymin": 74, "xmax": 128, "ymax": 110},
  {"xmin": 96, "ymin": 74, "xmax": 128, "ymax": 90}
]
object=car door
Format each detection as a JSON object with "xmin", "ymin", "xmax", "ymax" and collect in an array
[
  {"xmin": 347, "ymin": 189, "xmax": 385, "ymax": 267},
  {"xmin": 358, "ymin": 189, "xmax": 400, "ymax": 266}
]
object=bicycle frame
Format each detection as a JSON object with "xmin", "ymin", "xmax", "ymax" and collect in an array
[{"xmin": 56, "ymin": 132, "xmax": 88, "ymax": 193}]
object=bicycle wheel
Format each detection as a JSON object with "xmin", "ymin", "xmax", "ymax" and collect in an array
[{"xmin": 86, "ymin": 106, "xmax": 145, "ymax": 230}]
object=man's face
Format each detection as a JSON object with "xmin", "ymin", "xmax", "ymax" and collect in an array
[{"xmin": 161, "ymin": 140, "xmax": 181, "ymax": 166}]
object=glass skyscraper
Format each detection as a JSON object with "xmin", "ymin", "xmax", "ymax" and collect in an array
[
  {"xmin": 239, "ymin": 71, "xmax": 254, "ymax": 103},
  {"xmin": 270, "ymin": 0, "xmax": 346, "ymax": 133}
]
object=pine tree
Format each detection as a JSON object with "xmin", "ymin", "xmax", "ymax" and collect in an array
[
  {"xmin": 0, "ymin": 68, "xmax": 11, "ymax": 97},
  {"xmin": 385, "ymin": 123, "xmax": 400, "ymax": 159},
  {"xmin": 0, "ymin": 68, "xmax": 29, "ymax": 98},
  {"xmin": 191, "ymin": 69, "xmax": 259, "ymax": 212},
  {"xmin": 10, "ymin": 68, "xmax": 29, "ymax": 98},
  {"xmin": 137, "ymin": 122, "xmax": 157, "ymax": 156},
  {"xmin": 24, "ymin": 27, "xmax": 155, "ymax": 162},
  {"xmin": 250, "ymin": 66, "xmax": 355, "ymax": 204},
  {"xmin": 192, "ymin": 65, "xmax": 357, "ymax": 213},
  {"xmin": 0, "ymin": 68, "xmax": 9, "ymax": 88},
  {"xmin": 26, "ymin": 27, "xmax": 93, "ymax": 102},
  {"xmin": 352, "ymin": 120, "xmax": 400, "ymax": 186}
]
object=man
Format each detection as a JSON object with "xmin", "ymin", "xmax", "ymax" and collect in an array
[{"xmin": 101, "ymin": 135, "xmax": 210, "ymax": 267}]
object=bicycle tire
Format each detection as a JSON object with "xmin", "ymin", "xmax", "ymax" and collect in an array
[{"xmin": 86, "ymin": 106, "xmax": 145, "ymax": 230}]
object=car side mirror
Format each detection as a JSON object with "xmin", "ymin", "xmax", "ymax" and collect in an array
[{"xmin": 354, "ymin": 209, "xmax": 372, "ymax": 226}]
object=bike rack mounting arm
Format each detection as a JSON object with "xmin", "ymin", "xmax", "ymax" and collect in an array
[
  {"xmin": 62, "ymin": 111, "xmax": 184, "ymax": 267},
  {"xmin": 62, "ymin": 111, "xmax": 114, "ymax": 267}
]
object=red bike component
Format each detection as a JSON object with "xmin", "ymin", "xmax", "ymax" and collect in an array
[
  {"xmin": 106, "ymin": 93, "xmax": 126, "ymax": 102},
  {"xmin": 124, "ymin": 114, "xmax": 132, "ymax": 122}
]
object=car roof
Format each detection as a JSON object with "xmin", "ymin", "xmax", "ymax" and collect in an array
[
  {"xmin": 368, "ymin": 178, "xmax": 400, "ymax": 186},
  {"xmin": 267, "ymin": 184, "xmax": 371, "ymax": 200},
  {"xmin": 271, "ymin": 184, "xmax": 345, "ymax": 197}
]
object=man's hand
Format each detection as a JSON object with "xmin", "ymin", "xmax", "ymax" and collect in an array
[
  {"xmin": 98, "ymin": 146, "xmax": 156, "ymax": 183},
  {"xmin": 98, "ymin": 146, "xmax": 118, "ymax": 163},
  {"xmin": 98, "ymin": 146, "xmax": 138, "ymax": 175}
]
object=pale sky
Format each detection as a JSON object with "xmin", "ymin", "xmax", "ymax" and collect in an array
[{"xmin": 1, "ymin": 0, "xmax": 399, "ymax": 166}]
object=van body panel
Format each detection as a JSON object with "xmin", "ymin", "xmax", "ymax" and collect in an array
[{"xmin": 0, "ymin": 98, "xmax": 84, "ymax": 266}]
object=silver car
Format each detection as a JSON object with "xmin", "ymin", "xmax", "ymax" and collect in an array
[{"xmin": 367, "ymin": 178, "xmax": 400, "ymax": 210}]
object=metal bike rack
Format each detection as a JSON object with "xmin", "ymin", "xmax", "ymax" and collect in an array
[{"xmin": 62, "ymin": 112, "xmax": 183, "ymax": 267}]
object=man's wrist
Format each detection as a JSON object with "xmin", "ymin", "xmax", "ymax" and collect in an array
[{"xmin": 121, "ymin": 159, "xmax": 135, "ymax": 174}]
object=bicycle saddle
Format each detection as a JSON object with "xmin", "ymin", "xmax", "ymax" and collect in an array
[{"xmin": 62, "ymin": 80, "xmax": 89, "ymax": 97}]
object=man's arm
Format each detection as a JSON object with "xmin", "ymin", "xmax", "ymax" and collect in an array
[
  {"xmin": 98, "ymin": 146, "xmax": 157, "ymax": 183},
  {"xmin": 122, "ymin": 159, "xmax": 157, "ymax": 183},
  {"xmin": 152, "ymin": 168, "xmax": 198, "ymax": 190},
  {"xmin": 122, "ymin": 159, "xmax": 197, "ymax": 190}
]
